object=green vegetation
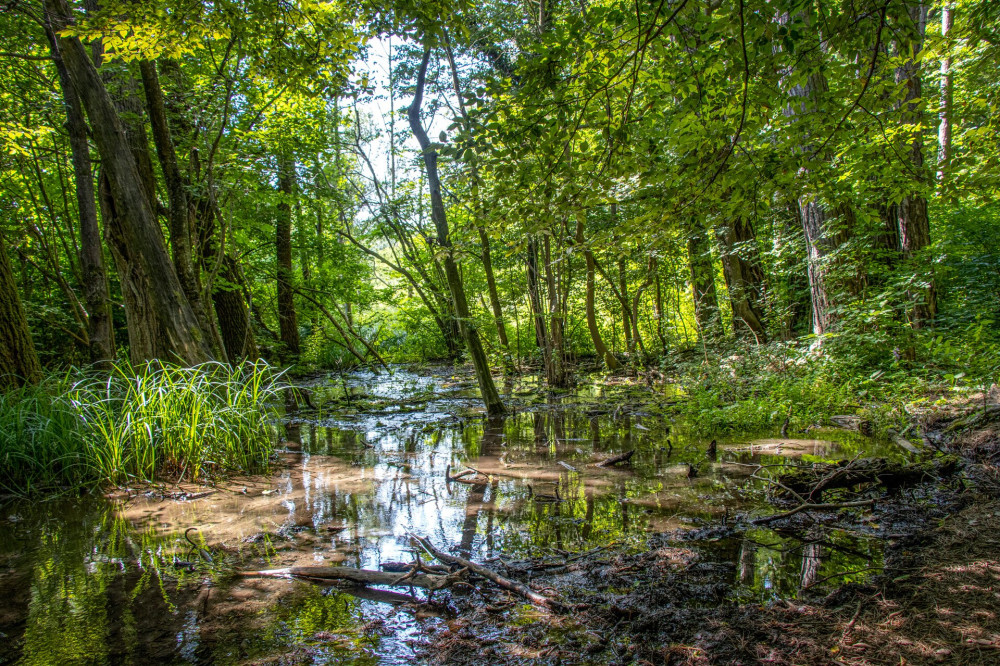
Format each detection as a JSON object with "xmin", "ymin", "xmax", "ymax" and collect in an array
[
  {"xmin": 0, "ymin": 362, "xmax": 280, "ymax": 496},
  {"xmin": 1, "ymin": 1, "xmax": 999, "ymax": 475}
]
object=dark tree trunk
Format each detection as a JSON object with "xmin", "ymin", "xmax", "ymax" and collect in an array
[
  {"xmin": 408, "ymin": 48, "xmax": 505, "ymax": 415},
  {"xmin": 0, "ymin": 235, "xmax": 42, "ymax": 391},
  {"xmin": 719, "ymin": 217, "xmax": 768, "ymax": 342},
  {"xmin": 543, "ymin": 235, "xmax": 567, "ymax": 387},
  {"xmin": 276, "ymin": 154, "xmax": 300, "ymax": 359},
  {"xmin": 214, "ymin": 255, "xmax": 258, "ymax": 362},
  {"xmin": 893, "ymin": 1, "xmax": 936, "ymax": 328},
  {"xmin": 45, "ymin": 0, "xmax": 212, "ymax": 364},
  {"xmin": 45, "ymin": 25, "xmax": 115, "ymax": 366},
  {"xmin": 575, "ymin": 214, "xmax": 619, "ymax": 370},
  {"xmin": 139, "ymin": 59, "xmax": 213, "ymax": 339},
  {"xmin": 686, "ymin": 218, "xmax": 723, "ymax": 339}
]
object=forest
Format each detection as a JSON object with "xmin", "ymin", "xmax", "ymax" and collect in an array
[{"xmin": 1, "ymin": 0, "xmax": 999, "ymax": 664}]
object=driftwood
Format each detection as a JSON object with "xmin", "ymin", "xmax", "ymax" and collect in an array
[
  {"xmin": 445, "ymin": 464, "xmax": 490, "ymax": 485},
  {"xmin": 776, "ymin": 457, "xmax": 958, "ymax": 501},
  {"xmin": 242, "ymin": 565, "xmax": 463, "ymax": 590},
  {"xmin": 412, "ymin": 535, "xmax": 564, "ymax": 611},
  {"xmin": 596, "ymin": 450, "xmax": 634, "ymax": 467}
]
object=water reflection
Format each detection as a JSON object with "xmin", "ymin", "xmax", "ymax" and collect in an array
[{"xmin": 0, "ymin": 368, "xmax": 898, "ymax": 663}]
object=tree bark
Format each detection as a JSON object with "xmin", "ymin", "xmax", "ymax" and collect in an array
[
  {"xmin": 276, "ymin": 154, "xmax": 301, "ymax": 359},
  {"xmin": 45, "ymin": 24, "xmax": 115, "ymax": 366},
  {"xmin": 543, "ymin": 234, "xmax": 568, "ymax": 386},
  {"xmin": 719, "ymin": 217, "xmax": 768, "ymax": 342},
  {"xmin": 686, "ymin": 217, "xmax": 723, "ymax": 339},
  {"xmin": 893, "ymin": 0, "xmax": 936, "ymax": 328},
  {"xmin": 937, "ymin": 4, "xmax": 954, "ymax": 183},
  {"xmin": 0, "ymin": 234, "xmax": 42, "ymax": 391},
  {"xmin": 139, "ymin": 59, "xmax": 213, "ymax": 340},
  {"xmin": 214, "ymin": 255, "xmax": 258, "ymax": 362},
  {"xmin": 408, "ymin": 48, "xmax": 505, "ymax": 415},
  {"xmin": 45, "ymin": 0, "xmax": 212, "ymax": 365}
]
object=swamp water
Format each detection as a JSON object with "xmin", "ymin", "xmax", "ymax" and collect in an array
[{"xmin": 0, "ymin": 367, "xmax": 901, "ymax": 665}]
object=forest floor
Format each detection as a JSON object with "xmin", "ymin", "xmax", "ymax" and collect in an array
[{"xmin": 417, "ymin": 402, "xmax": 1000, "ymax": 666}]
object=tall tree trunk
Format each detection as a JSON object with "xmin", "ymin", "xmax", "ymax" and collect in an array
[
  {"xmin": 139, "ymin": 59, "xmax": 213, "ymax": 341},
  {"xmin": 893, "ymin": 0, "xmax": 936, "ymax": 328},
  {"xmin": 408, "ymin": 48, "xmax": 505, "ymax": 415},
  {"xmin": 937, "ymin": 4, "xmax": 954, "ymax": 183},
  {"xmin": 0, "ymin": 235, "xmax": 42, "ymax": 391},
  {"xmin": 276, "ymin": 154, "xmax": 301, "ymax": 359},
  {"xmin": 686, "ymin": 217, "xmax": 723, "ymax": 339},
  {"xmin": 45, "ymin": 24, "xmax": 115, "ymax": 366},
  {"xmin": 543, "ymin": 235, "xmax": 567, "ymax": 387},
  {"xmin": 45, "ymin": 0, "xmax": 212, "ymax": 364},
  {"xmin": 575, "ymin": 214, "xmax": 618, "ymax": 370},
  {"xmin": 442, "ymin": 33, "xmax": 511, "ymax": 359},
  {"xmin": 719, "ymin": 217, "xmax": 768, "ymax": 342}
]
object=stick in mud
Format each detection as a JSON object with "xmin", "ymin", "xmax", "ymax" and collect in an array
[{"xmin": 411, "ymin": 535, "xmax": 565, "ymax": 611}]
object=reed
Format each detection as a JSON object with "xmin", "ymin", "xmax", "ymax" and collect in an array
[{"xmin": 0, "ymin": 361, "xmax": 282, "ymax": 496}]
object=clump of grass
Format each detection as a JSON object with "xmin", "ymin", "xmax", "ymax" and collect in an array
[
  {"xmin": 0, "ymin": 361, "xmax": 282, "ymax": 496},
  {"xmin": 0, "ymin": 375, "xmax": 91, "ymax": 495}
]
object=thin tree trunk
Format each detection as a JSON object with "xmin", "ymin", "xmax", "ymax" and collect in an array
[
  {"xmin": 407, "ymin": 48, "xmax": 505, "ymax": 415},
  {"xmin": 46, "ymin": 0, "xmax": 212, "ymax": 364},
  {"xmin": 45, "ymin": 23, "xmax": 114, "ymax": 366},
  {"xmin": 276, "ymin": 154, "xmax": 300, "ymax": 358},
  {"xmin": 543, "ymin": 234, "xmax": 567, "ymax": 386},
  {"xmin": 893, "ymin": 1, "xmax": 936, "ymax": 327},
  {"xmin": 937, "ymin": 4, "xmax": 953, "ymax": 183},
  {"xmin": 575, "ymin": 214, "xmax": 618, "ymax": 370},
  {"xmin": 0, "ymin": 234, "xmax": 42, "ymax": 391}
]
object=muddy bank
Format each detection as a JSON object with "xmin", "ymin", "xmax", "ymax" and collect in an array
[{"xmin": 417, "ymin": 408, "xmax": 1000, "ymax": 665}]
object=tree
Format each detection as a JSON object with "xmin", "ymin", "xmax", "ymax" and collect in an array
[{"xmin": 0, "ymin": 234, "xmax": 42, "ymax": 391}]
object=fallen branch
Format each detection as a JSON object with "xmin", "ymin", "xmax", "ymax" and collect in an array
[
  {"xmin": 241, "ymin": 565, "xmax": 461, "ymax": 590},
  {"xmin": 596, "ymin": 450, "xmax": 634, "ymax": 467},
  {"xmin": 411, "ymin": 535, "xmax": 564, "ymax": 611},
  {"xmin": 752, "ymin": 499, "xmax": 876, "ymax": 525}
]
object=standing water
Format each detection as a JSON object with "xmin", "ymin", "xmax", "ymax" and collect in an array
[{"xmin": 0, "ymin": 367, "xmax": 898, "ymax": 664}]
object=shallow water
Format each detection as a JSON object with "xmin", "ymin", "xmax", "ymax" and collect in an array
[{"xmin": 0, "ymin": 367, "xmax": 902, "ymax": 664}]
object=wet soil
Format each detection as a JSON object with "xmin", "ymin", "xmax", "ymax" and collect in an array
[{"xmin": 0, "ymin": 365, "xmax": 989, "ymax": 665}]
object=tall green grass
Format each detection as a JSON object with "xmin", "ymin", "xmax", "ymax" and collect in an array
[{"xmin": 0, "ymin": 361, "xmax": 282, "ymax": 496}]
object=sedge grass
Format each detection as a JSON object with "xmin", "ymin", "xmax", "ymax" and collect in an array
[{"xmin": 0, "ymin": 361, "xmax": 282, "ymax": 496}]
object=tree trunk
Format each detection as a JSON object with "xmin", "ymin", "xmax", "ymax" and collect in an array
[
  {"xmin": 46, "ymin": 0, "xmax": 212, "ymax": 365},
  {"xmin": 893, "ymin": 1, "xmax": 936, "ymax": 328},
  {"xmin": 575, "ymin": 214, "xmax": 619, "ymax": 370},
  {"xmin": 408, "ymin": 48, "xmax": 505, "ymax": 415},
  {"xmin": 719, "ymin": 217, "xmax": 768, "ymax": 342},
  {"xmin": 0, "ymin": 234, "xmax": 42, "ymax": 391},
  {"xmin": 543, "ymin": 234, "xmax": 567, "ymax": 387},
  {"xmin": 139, "ymin": 59, "xmax": 213, "ymax": 340},
  {"xmin": 214, "ymin": 255, "xmax": 258, "ymax": 362},
  {"xmin": 686, "ymin": 217, "xmax": 723, "ymax": 339},
  {"xmin": 45, "ymin": 24, "xmax": 115, "ymax": 366},
  {"xmin": 937, "ymin": 4, "xmax": 954, "ymax": 183},
  {"xmin": 276, "ymin": 154, "xmax": 301, "ymax": 359}
]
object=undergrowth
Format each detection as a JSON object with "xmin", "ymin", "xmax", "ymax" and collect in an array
[
  {"xmin": 0, "ymin": 361, "xmax": 282, "ymax": 496},
  {"xmin": 673, "ymin": 324, "xmax": 1000, "ymax": 435}
]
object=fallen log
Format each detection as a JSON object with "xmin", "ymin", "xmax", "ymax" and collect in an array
[
  {"xmin": 241, "ymin": 565, "xmax": 458, "ymax": 590},
  {"xmin": 775, "ymin": 457, "xmax": 958, "ymax": 500},
  {"xmin": 596, "ymin": 450, "xmax": 634, "ymax": 467},
  {"xmin": 752, "ymin": 499, "xmax": 876, "ymax": 525},
  {"xmin": 412, "ymin": 535, "xmax": 564, "ymax": 611}
]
